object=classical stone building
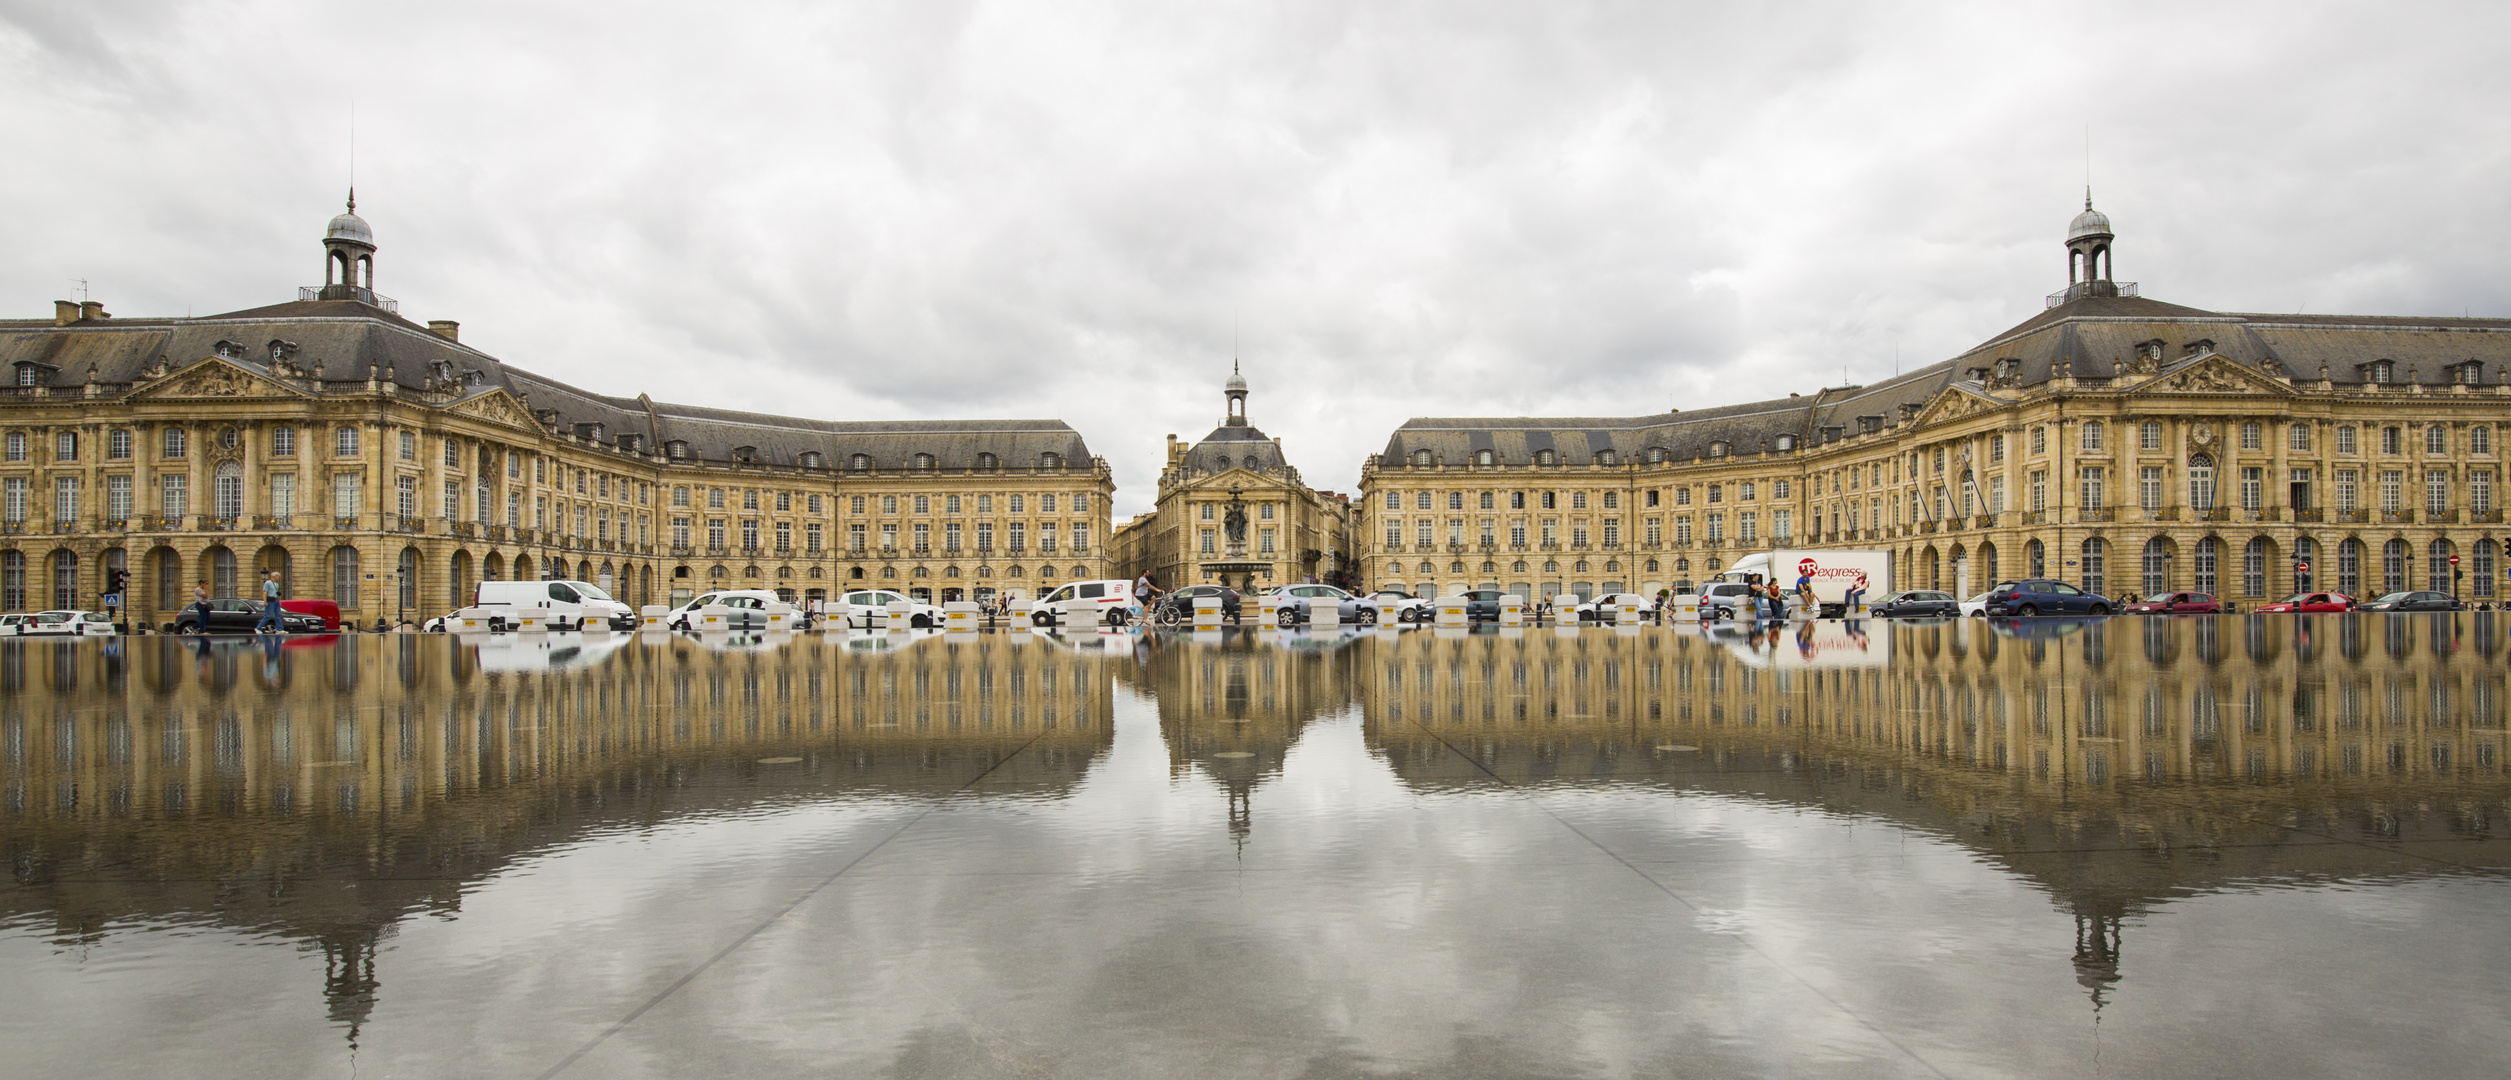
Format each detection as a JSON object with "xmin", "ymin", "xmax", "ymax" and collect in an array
[
  {"xmin": 0, "ymin": 198, "xmax": 1114, "ymax": 622},
  {"xmin": 1111, "ymin": 367, "xmax": 1356, "ymax": 592},
  {"xmin": 1362, "ymin": 202, "xmax": 2511, "ymax": 604}
]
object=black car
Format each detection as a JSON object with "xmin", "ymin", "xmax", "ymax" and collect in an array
[
  {"xmin": 1871, "ymin": 589, "xmax": 1961, "ymax": 618},
  {"xmin": 172, "ymin": 598, "xmax": 325, "ymax": 633},
  {"xmin": 1985, "ymin": 578, "xmax": 2115, "ymax": 617},
  {"xmin": 1458, "ymin": 589, "xmax": 1505, "ymax": 621},
  {"xmin": 1152, "ymin": 585, "xmax": 1242, "ymax": 625},
  {"xmin": 2356, "ymin": 590, "xmax": 2461, "ymax": 612}
]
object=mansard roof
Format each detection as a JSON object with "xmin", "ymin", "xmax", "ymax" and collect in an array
[{"xmin": 0, "ymin": 300, "xmax": 1096, "ymax": 470}]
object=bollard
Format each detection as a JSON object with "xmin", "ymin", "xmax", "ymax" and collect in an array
[
  {"xmin": 766, "ymin": 609, "xmax": 794, "ymax": 631},
  {"xmin": 1499, "ymin": 593, "xmax": 1524, "ymax": 627},
  {"xmin": 453, "ymin": 608, "xmax": 494, "ymax": 633},
  {"xmin": 640, "ymin": 604, "xmax": 667, "ymax": 630},
  {"xmin": 1258, "ymin": 593, "xmax": 1285, "ymax": 626},
  {"xmin": 1435, "ymin": 593, "xmax": 1468, "ymax": 627},
  {"xmin": 1553, "ymin": 604, "xmax": 1578, "ymax": 627},
  {"xmin": 1070, "ymin": 603, "xmax": 1101, "ymax": 630},
  {"xmin": 885, "ymin": 600, "xmax": 912, "ymax": 632},
  {"xmin": 945, "ymin": 601, "xmax": 977, "ymax": 631},
  {"xmin": 517, "ymin": 610, "xmax": 547, "ymax": 633},
  {"xmin": 1193, "ymin": 595, "xmax": 1223, "ymax": 628},
  {"xmin": 1615, "ymin": 596, "xmax": 1641, "ymax": 625},
  {"xmin": 697, "ymin": 604, "xmax": 731, "ymax": 632},
  {"xmin": 1670, "ymin": 595, "xmax": 1700, "ymax": 623},
  {"xmin": 1010, "ymin": 597, "xmax": 1035, "ymax": 627}
]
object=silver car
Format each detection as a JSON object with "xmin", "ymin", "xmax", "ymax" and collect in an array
[{"xmin": 1268, "ymin": 585, "xmax": 1381, "ymax": 627}]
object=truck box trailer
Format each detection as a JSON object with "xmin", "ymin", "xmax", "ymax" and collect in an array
[{"xmin": 1715, "ymin": 550, "xmax": 1892, "ymax": 618}]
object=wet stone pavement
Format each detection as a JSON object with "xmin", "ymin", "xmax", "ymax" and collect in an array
[{"xmin": 3, "ymin": 615, "xmax": 2509, "ymax": 1079}]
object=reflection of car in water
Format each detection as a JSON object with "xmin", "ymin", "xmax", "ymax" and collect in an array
[
  {"xmin": 838, "ymin": 589, "xmax": 945, "ymax": 629},
  {"xmin": 2356, "ymin": 591, "xmax": 2462, "ymax": 612},
  {"xmin": 171, "ymin": 599, "xmax": 326, "ymax": 634},
  {"xmin": 1985, "ymin": 579, "xmax": 2114, "ymax": 617},
  {"xmin": 1985, "ymin": 616, "xmax": 2096, "ymax": 640},
  {"xmin": 1367, "ymin": 590, "xmax": 1433, "ymax": 623},
  {"xmin": 6, "ymin": 610, "xmax": 122, "ymax": 636},
  {"xmin": 1572, "ymin": 592, "xmax": 1654, "ymax": 622},
  {"xmin": 1695, "ymin": 617, "xmax": 1890, "ymax": 668},
  {"xmin": 468, "ymin": 631, "xmax": 628, "ymax": 671},
  {"xmin": 2257, "ymin": 592, "xmax": 2354, "ymax": 613},
  {"xmin": 2125, "ymin": 591, "xmax": 2229, "ymax": 615}
]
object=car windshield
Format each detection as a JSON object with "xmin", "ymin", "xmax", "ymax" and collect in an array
[
  {"xmin": 2371, "ymin": 592, "xmax": 2412, "ymax": 603},
  {"xmin": 2277, "ymin": 594, "xmax": 2312, "ymax": 604},
  {"xmin": 575, "ymin": 583, "xmax": 615, "ymax": 602}
]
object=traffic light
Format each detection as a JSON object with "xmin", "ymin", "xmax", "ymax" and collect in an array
[{"xmin": 107, "ymin": 567, "xmax": 129, "ymax": 596}]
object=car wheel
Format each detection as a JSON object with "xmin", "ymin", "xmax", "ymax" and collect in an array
[
  {"xmin": 912, "ymin": 614, "xmax": 932, "ymax": 629},
  {"xmin": 1356, "ymin": 607, "xmax": 1378, "ymax": 626},
  {"xmin": 1031, "ymin": 611, "xmax": 1055, "ymax": 628},
  {"xmin": 1277, "ymin": 608, "xmax": 1300, "ymax": 627},
  {"xmin": 1106, "ymin": 609, "xmax": 1129, "ymax": 627},
  {"xmin": 2017, "ymin": 604, "xmax": 2040, "ymax": 617},
  {"xmin": 2089, "ymin": 603, "xmax": 2111, "ymax": 616}
]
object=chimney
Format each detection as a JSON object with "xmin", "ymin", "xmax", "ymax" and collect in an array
[
  {"xmin": 79, "ymin": 301, "xmax": 107, "ymax": 321},
  {"xmin": 54, "ymin": 301, "xmax": 78, "ymax": 325},
  {"xmin": 428, "ymin": 320, "xmax": 460, "ymax": 342}
]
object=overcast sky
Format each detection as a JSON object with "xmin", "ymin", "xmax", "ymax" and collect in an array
[{"xmin": 6, "ymin": 2, "xmax": 2510, "ymax": 516}]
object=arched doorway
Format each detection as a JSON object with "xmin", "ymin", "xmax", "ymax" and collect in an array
[
  {"xmin": 203, "ymin": 545, "xmax": 236, "ymax": 599},
  {"xmin": 2242, "ymin": 537, "xmax": 2274, "ymax": 599},
  {"xmin": 47, "ymin": 548, "xmax": 78, "ymax": 609},
  {"xmin": 2025, "ymin": 538, "xmax": 2046, "ymax": 578},
  {"xmin": 398, "ymin": 546, "xmax": 422, "ymax": 617},
  {"xmin": 2382, "ymin": 538, "xmax": 2409, "ymax": 592},
  {"xmin": 483, "ymin": 551, "xmax": 505, "ymax": 581},
  {"xmin": 330, "ymin": 545, "xmax": 361, "ymax": 609},
  {"xmin": 2080, "ymin": 537, "xmax": 2109, "ymax": 595},
  {"xmin": 149, "ymin": 545, "xmax": 182, "ymax": 615},
  {"xmin": 2192, "ymin": 536, "xmax": 2221, "ymax": 595},
  {"xmin": 2337, "ymin": 538, "xmax": 2365, "ymax": 595},
  {"xmin": 2141, "ymin": 536, "xmax": 2174, "ymax": 596},
  {"xmin": 2428, "ymin": 539, "xmax": 2456, "ymax": 597},
  {"xmin": 451, "ymin": 550, "xmax": 473, "ymax": 608},
  {"xmin": 254, "ymin": 544, "xmax": 291, "ymax": 599}
]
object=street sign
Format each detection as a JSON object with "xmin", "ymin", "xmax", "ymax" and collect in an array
[
  {"xmin": 2450, "ymin": 554, "xmax": 2462, "ymax": 566},
  {"xmin": 98, "ymin": 593, "xmax": 121, "ymax": 608},
  {"xmin": 2296, "ymin": 561, "xmax": 2310, "ymax": 574}
]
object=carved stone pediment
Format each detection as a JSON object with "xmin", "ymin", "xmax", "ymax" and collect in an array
[
  {"xmin": 127, "ymin": 357, "xmax": 309, "ymax": 401},
  {"xmin": 2127, "ymin": 354, "xmax": 2294, "ymax": 397},
  {"xmin": 1912, "ymin": 387, "xmax": 2004, "ymax": 428},
  {"xmin": 442, "ymin": 390, "xmax": 543, "ymax": 431}
]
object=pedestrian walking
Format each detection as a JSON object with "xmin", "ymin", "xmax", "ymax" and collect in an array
[
  {"xmin": 188, "ymin": 579, "xmax": 211, "ymax": 631},
  {"xmin": 253, "ymin": 570, "xmax": 285, "ymax": 633}
]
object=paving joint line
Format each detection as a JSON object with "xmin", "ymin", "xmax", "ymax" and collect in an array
[{"xmin": 531, "ymin": 732, "xmax": 1048, "ymax": 1080}]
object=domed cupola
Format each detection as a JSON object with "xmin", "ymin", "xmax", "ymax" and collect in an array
[
  {"xmin": 2059, "ymin": 192, "xmax": 2120, "ymax": 303},
  {"xmin": 1223, "ymin": 361, "xmax": 1249, "ymax": 426},
  {"xmin": 318, "ymin": 188, "xmax": 382, "ymax": 304}
]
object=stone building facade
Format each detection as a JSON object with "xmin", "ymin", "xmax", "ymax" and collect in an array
[
  {"xmin": 0, "ymin": 200, "xmax": 1114, "ymax": 623},
  {"xmin": 1361, "ymin": 203, "xmax": 2511, "ymax": 604},
  {"xmin": 1111, "ymin": 367, "xmax": 1356, "ymax": 593}
]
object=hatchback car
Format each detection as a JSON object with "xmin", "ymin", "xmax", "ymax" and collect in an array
[
  {"xmin": 1268, "ymin": 584, "xmax": 1379, "ymax": 626},
  {"xmin": 1367, "ymin": 589, "xmax": 1433, "ymax": 624},
  {"xmin": 2256, "ymin": 591, "xmax": 2354, "ymax": 613},
  {"xmin": 1872, "ymin": 590, "xmax": 1961, "ymax": 618},
  {"xmin": 2356, "ymin": 590, "xmax": 2461, "ymax": 612},
  {"xmin": 2125, "ymin": 591, "xmax": 2228, "ymax": 615},
  {"xmin": 11, "ymin": 610, "xmax": 119, "ymax": 636},
  {"xmin": 1959, "ymin": 588, "xmax": 2003, "ymax": 618},
  {"xmin": 1573, "ymin": 592, "xmax": 1656, "ymax": 622},
  {"xmin": 841, "ymin": 589, "xmax": 947, "ymax": 629},
  {"xmin": 663, "ymin": 589, "xmax": 800, "ymax": 631},
  {"xmin": 1985, "ymin": 579, "xmax": 2115, "ymax": 617}
]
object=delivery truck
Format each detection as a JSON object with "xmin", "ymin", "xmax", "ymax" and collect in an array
[{"xmin": 1712, "ymin": 549, "xmax": 1893, "ymax": 618}]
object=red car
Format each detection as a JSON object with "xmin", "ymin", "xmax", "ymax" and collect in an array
[
  {"xmin": 2256, "ymin": 591, "xmax": 2354, "ymax": 613},
  {"xmin": 281, "ymin": 598, "xmax": 342, "ymax": 631},
  {"xmin": 2124, "ymin": 591, "xmax": 2229, "ymax": 614}
]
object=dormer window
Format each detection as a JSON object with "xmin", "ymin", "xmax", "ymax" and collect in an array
[
  {"xmin": 1775, "ymin": 434, "xmax": 1797, "ymax": 452},
  {"xmin": 665, "ymin": 440, "xmax": 689, "ymax": 460},
  {"xmin": 1595, "ymin": 449, "xmax": 1617, "ymax": 466},
  {"xmin": 13, "ymin": 362, "xmax": 37, "ymax": 387},
  {"xmin": 799, "ymin": 451, "xmax": 824, "ymax": 468},
  {"xmin": 2140, "ymin": 340, "xmax": 2166, "ymax": 363},
  {"xmin": 1533, "ymin": 449, "xmax": 1556, "ymax": 466},
  {"xmin": 1859, "ymin": 415, "xmax": 1882, "ymax": 435},
  {"xmin": 267, "ymin": 339, "xmax": 296, "ymax": 363},
  {"xmin": 914, "ymin": 452, "xmax": 937, "ymax": 470},
  {"xmin": 213, "ymin": 340, "xmax": 245, "ymax": 361},
  {"xmin": 1038, "ymin": 452, "xmax": 1060, "ymax": 470},
  {"xmin": 2452, "ymin": 361, "xmax": 2483, "ymax": 385},
  {"xmin": 572, "ymin": 422, "xmax": 605, "ymax": 442},
  {"xmin": 733, "ymin": 445, "xmax": 758, "ymax": 463},
  {"xmin": 2183, "ymin": 339, "xmax": 2215, "ymax": 357},
  {"xmin": 2366, "ymin": 360, "xmax": 2396, "ymax": 384},
  {"xmin": 1996, "ymin": 357, "xmax": 2021, "ymax": 381},
  {"xmin": 1647, "ymin": 447, "xmax": 1667, "ymax": 464},
  {"xmin": 1473, "ymin": 449, "xmax": 1495, "ymax": 466},
  {"xmin": 976, "ymin": 452, "xmax": 998, "ymax": 471},
  {"xmin": 1708, "ymin": 441, "xmax": 1729, "ymax": 458},
  {"xmin": 1412, "ymin": 449, "xmax": 1435, "ymax": 467},
  {"xmin": 851, "ymin": 453, "xmax": 872, "ymax": 471}
]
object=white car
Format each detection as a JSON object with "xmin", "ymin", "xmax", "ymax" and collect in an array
[
  {"xmin": 1366, "ymin": 589, "xmax": 1434, "ymax": 624},
  {"xmin": 1573, "ymin": 592, "xmax": 1656, "ymax": 623},
  {"xmin": 1959, "ymin": 590, "xmax": 1994, "ymax": 618},
  {"xmin": 662, "ymin": 589, "xmax": 802, "ymax": 631},
  {"xmin": 836, "ymin": 589, "xmax": 945, "ymax": 630},
  {"xmin": 5, "ymin": 610, "xmax": 119, "ymax": 636},
  {"xmin": 1030, "ymin": 579, "xmax": 1143, "ymax": 628}
]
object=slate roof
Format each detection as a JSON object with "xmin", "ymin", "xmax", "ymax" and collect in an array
[
  {"xmin": 0, "ymin": 298, "xmax": 1096, "ymax": 470},
  {"xmin": 1377, "ymin": 290, "xmax": 2511, "ymax": 464}
]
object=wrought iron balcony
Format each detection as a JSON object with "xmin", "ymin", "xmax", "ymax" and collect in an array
[{"xmin": 2045, "ymin": 280, "xmax": 2139, "ymax": 309}]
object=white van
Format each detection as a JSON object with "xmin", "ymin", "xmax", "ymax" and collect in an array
[
  {"xmin": 474, "ymin": 579, "xmax": 636, "ymax": 630},
  {"xmin": 1030, "ymin": 579, "xmax": 1141, "ymax": 628}
]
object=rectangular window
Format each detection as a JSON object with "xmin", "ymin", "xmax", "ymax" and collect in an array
[
  {"xmin": 1040, "ymin": 523, "xmax": 1058, "ymax": 552},
  {"xmin": 396, "ymin": 475, "xmax": 417, "ymax": 518},
  {"xmin": 1602, "ymin": 520, "xmax": 1620, "ymax": 546},
  {"xmin": 1514, "ymin": 519, "xmax": 1531, "ymax": 546},
  {"xmin": 2474, "ymin": 470, "xmax": 2495, "ymax": 515},
  {"xmin": 2241, "ymin": 422, "xmax": 2262, "ymax": 451},
  {"xmin": 1990, "ymin": 433, "xmax": 2005, "ymax": 462},
  {"xmin": 2082, "ymin": 423, "xmax": 2104, "ymax": 452},
  {"xmin": 2140, "ymin": 466, "xmax": 2164, "ymax": 512},
  {"xmin": 911, "ymin": 522, "xmax": 929, "ymax": 550},
  {"xmin": 1385, "ymin": 523, "xmax": 1403, "ymax": 547},
  {"xmin": 1200, "ymin": 529, "xmax": 1215, "ymax": 554},
  {"xmin": 163, "ymin": 429, "xmax": 186, "ymax": 458},
  {"xmin": 1384, "ymin": 491, "xmax": 1400, "ymax": 510},
  {"xmin": 2427, "ymin": 470, "xmax": 2450, "ymax": 514},
  {"xmin": 2382, "ymin": 427, "xmax": 2402, "ymax": 455},
  {"xmin": 1448, "ymin": 518, "xmax": 1465, "ymax": 544},
  {"xmin": 2336, "ymin": 469, "xmax": 2359, "ymax": 512},
  {"xmin": 2241, "ymin": 467, "xmax": 2263, "ymax": 511},
  {"xmin": 110, "ymin": 429, "xmax": 134, "ymax": 459},
  {"xmin": 849, "ymin": 523, "xmax": 867, "ymax": 551},
  {"xmin": 164, "ymin": 474, "xmax": 189, "ymax": 519},
  {"xmin": 2380, "ymin": 470, "xmax": 2403, "ymax": 513},
  {"xmin": 672, "ymin": 518, "xmax": 691, "ymax": 547},
  {"xmin": 398, "ymin": 430, "xmax": 416, "ymax": 461},
  {"xmin": 1417, "ymin": 520, "xmax": 1434, "ymax": 546},
  {"xmin": 1989, "ymin": 475, "xmax": 2006, "ymax": 512},
  {"xmin": 807, "ymin": 523, "xmax": 823, "ymax": 551},
  {"xmin": 977, "ymin": 521, "xmax": 994, "ymax": 550},
  {"xmin": 943, "ymin": 522, "xmax": 961, "ymax": 550},
  {"xmin": 2079, "ymin": 467, "xmax": 2105, "ymax": 509},
  {"xmin": 2030, "ymin": 471, "xmax": 2047, "ymax": 512},
  {"xmin": 2031, "ymin": 427, "xmax": 2047, "ymax": 455},
  {"xmin": 1773, "ymin": 510, "xmax": 1792, "ymax": 539},
  {"xmin": 1041, "ymin": 494, "xmax": 1057, "ymax": 513},
  {"xmin": 108, "ymin": 475, "xmax": 133, "ymax": 521},
  {"xmin": 1641, "ymin": 518, "xmax": 1658, "ymax": 544},
  {"xmin": 1258, "ymin": 527, "xmax": 1275, "ymax": 553},
  {"xmin": 55, "ymin": 432, "xmax": 76, "ymax": 461},
  {"xmin": 708, "ymin": 519, "xmax": 727, "ymax": 549},
  {"xmin": 2337, "ymin": 426, "xmax": 2358, "ymax": 454},
  {"xmin": 506, "ymin": 492, "xmax": 519, "ymax": 527},
  {"xmin": 1007, "ymin": 522, "xmax": 1023, "ymax": 550},
  {"xmin": 1737, "ymin": 513, "xmax": 1756, "ymax": 543},
  {"xmin": 913, "ymin": 495, "xmax": 929, "ymax": 514},
  {"xmin": 2290, "ymin": 424, "xmax": 2310, "ymax": 452},
  {"xmin": 1675, "ymin": 515, "xmax": 1692, "ymax": 544},
  {"xmin": 336, "ymin": 426, "xmax": 359, "ymax": 457},
  {"xmin": 1705, "ymin": 513, "xmax": 1724, "ymax": 544},
  {"xmin": 1007, "ymin": 495, "xmax": 1022, "ymax": 513},
  {"xmin": 443, "ymin": 480, "xmax": 459, "ymax": 519},
  {"xmin": 1, "ymin": 477, "xmax": 24, "ymax": 523},
  {"xmin": 776, "ymin": 520, "xmax": 793, "ymax": 550},
  {"xmin": 745, "ymin": 519, "xmax": 763, "ymax": 548}
]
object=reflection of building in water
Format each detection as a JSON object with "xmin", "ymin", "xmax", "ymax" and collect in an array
[
  {"xmin": 1357, "ymin": 617, "xmax": 2511, "ymax": 1003},
  {"xmin": 1120, "ymin": 627, "xmax": 1367, "ymax": 844},
  {"xmin": 0, "ymin": 633, "xmax": 1117, "ymax": 1036}
]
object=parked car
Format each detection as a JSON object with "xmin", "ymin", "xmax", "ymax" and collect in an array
[
  {"xmin": 2257, "ymin": 591, "xmax": 2354, "ymax": 613},
  {"xmin": 1985, "ymin": 579, "xmax": 2115, "ymax": 617},
  {"xmin": 5, "ymin": 610, "xmax": 119, "ymax": 636},
  {"xmin": 1268, "ymin": 584, "xmax": 1379, "ymax": 626},
  {"xmin": 1030, "ymin": 580, "xmax": 1142, "ymax": 628},
  {"xmin": 1872, "ymin": 589, "xmax": 1961, "ymax": 618},
  {"xmin": 1573, "ymin": 592, "xmax": 1656, "ymax": 622},
  {"xmin": 1458, "ymin": 589, "xmax": 1506, "ymax": 621},
  {"xmin": 281, "ymin": 598, "xmax": 342, "ymax": 631},
  {"xmin": 1697, "ymin": 582, "xmax": 1763, "ymax": 620},
  {"xmin": 2125, "ymin": 591, "xmax": 2229, "ymax": 615},
  {"xmin": 1151, "ymin": 585, "xmax": 1242, "ymax": 625},
  {"xmin": 659, "ymin": 589, "xmax": 800, "ymax": 631},
  {"xmin": 1367, "ymin": 589, "xmax": 1434, "ymax": 624},
  {"xmin": 2356, "ymin": 590, "xmax": 2461, "ymax": 612},
  {"xmin": 473, "ymin": 579, "xmax": 636, "ymax": 631},
  {"xmin": 172, "ymin": 598, "xmax": 326, "ymax": 634},
  {"xmin": 1959, "ymin": 588, "xmax": 2003, "ymax": 618},
  {"xmin": 838, "ymin": 589, "xmax": 945, "ymax": 629}
]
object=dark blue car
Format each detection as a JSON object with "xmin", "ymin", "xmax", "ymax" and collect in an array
[{"xmin": 1985, "ymin": 578, "xmax": 2116, "ymax": 617}]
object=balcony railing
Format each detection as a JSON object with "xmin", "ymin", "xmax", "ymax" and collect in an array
[
  {"xmin": 2430, "ymin": 509, "xmax": 2461, "ymax": 524},
  {"xmin": 2475, "ymin": 509, "xmax": 2505, "ymax": 524},
  {"xmin": 144, "ymin": 515, "xmax": 187, "ymax": 531},
  {"xmin": 2380, "ymin": 509, "xmax": 2415, "ymax": 524},
  {"xmin": 2143, "ymin": 507, "xmax": 2180, "ymax": 522},
  {"xmin": 251, "ymin": 515, "xmax": 294, "ymax": 530},
  {"xmin": 2045, "ymin": 280, "xmax": 2140, "ymax": 309},
  {"xmin": 301, "ymin": 284, "xmax": 399, "ymax": 313},
  {"xmin": 2294, "ymin": 508, "xmax": 2326, "ymax": 523},
  {"xmin": 1974, "ymin": 514, "xmax": 2000, "ymax": 528},
  {"xmin": 2336, "ymin": 509, "xmax": 2370, "ymax": 523},
  {"xmin": 332, "ymin": 515, "xmax": 362, "ymax": 531},
  {"xmin": 2080, "ymin": 508, "xmax": 2116, "ymax": 523},
  {"xmin": 2197, "ymin": 507, "xmax": 2231, "ymax": 522}
]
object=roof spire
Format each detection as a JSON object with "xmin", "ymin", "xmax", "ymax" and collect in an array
[{"xmin": 346, "ymin": 185, "xmax": 356, "ymax": 214}]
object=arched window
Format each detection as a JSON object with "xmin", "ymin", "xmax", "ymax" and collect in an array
[
  {"xmin": 2080, "ymin": 537, "xmax": 2107, "ymax": 595},
  {"xmin": 330, "ymin": 545, "xmax": 360, "ymax": 607},
  {"xmin": 2476, "ymin": 539, "xmax": 2498, "ymax": 599},
  {"xmin": 49, "ymin": 549, "xmax": 78, "ymax": 609},
  {"xmin": 213, "ymin": 462, "xmax": 243, "ymax": 522},
  {"xmin": 1412, "ymin": 449, "xmax": 1434, "ymax": 467},
  {"xmin": 2242, "ymin": 537, "xmax": 2268, "ymax": 598},
  {"xmin": 2294, "ymin": 536, "xmax": 2318, "ymax": 592},
  {"xmin": 1534, "ymin": 449, "xmax": 1556, "ymax": 466},
  {"xmin": 2193, "ymin": 536, "xmax": 2220, "ymax": 594},
  {"xmin": 1473, "ymin": 449, "xmax": 1495, "ymax": 466},
  {"xmin": 2338, "ymin": 538, "xmax": 2364, "ymax": 595},
  {"xmin": 851, "ymin": 453, "xmax": 872, "ymax": 470},
  {"xmin": 2383, "ymin": 538, "xmax": 2409, "ymax": 592},
  {"xmin": 2428, "ymin": 539, "xmax": 2455, "ymax": 595},
  {"xmin": 0, "ymin": 549, "xmax": 21, "ymax": 610},
  {"xmin": 2143, "ymin": 537, "xmax": 2170, "ymax": 596},
  {"xmin": 398, "ymin": 547, "xmax": 420, "ymax": 611},
  {"xmin": 205, "ymin": 546, "xmax": 236, "ymax": 599},
  {"xmin": 2026, "ymin": 538, "xmax": 2046, "ymax": 578},
  {"xmin": 2188, "ymin": 453, "xmax": 2216, "ymax": 510}
]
